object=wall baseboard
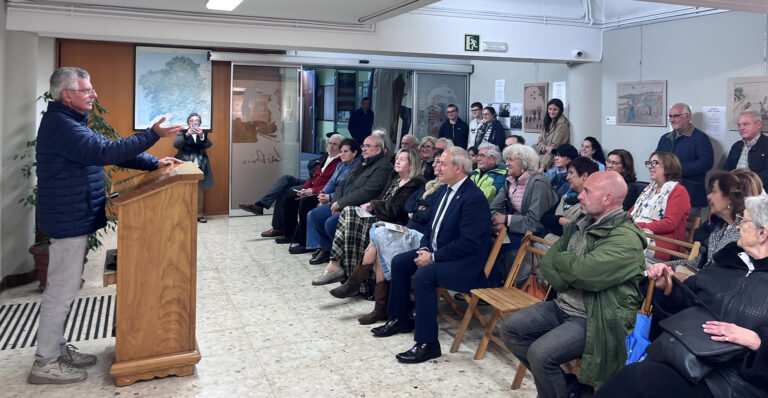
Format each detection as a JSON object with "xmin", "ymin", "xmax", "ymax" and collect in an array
[{"xmin": 0, "ymin": 269, "xmax": 37, "ymax": 293}]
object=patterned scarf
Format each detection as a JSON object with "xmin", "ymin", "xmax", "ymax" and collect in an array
[{"xmin": 630, "ymin": 180, "xmax": 679, "ymax": 223}]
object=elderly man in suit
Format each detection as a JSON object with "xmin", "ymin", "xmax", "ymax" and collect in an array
[{"xmin": 371, "ymin": 147, "xmax": 492, "ymax": 363}]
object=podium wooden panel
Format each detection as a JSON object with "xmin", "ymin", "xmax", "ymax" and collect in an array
[{"xmin": 107, "ymin": 162, "xmax": 202, "ymax": 386}]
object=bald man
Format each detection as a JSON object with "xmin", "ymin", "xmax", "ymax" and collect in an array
[
  {"xmin": 501, "ymin": 171, "xmax": 647, "ymax": 396},
  {"xmin": 400, "ymin": 134, "xmax": 419, "ymax": 151}
]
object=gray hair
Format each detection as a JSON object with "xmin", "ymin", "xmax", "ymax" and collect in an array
[
  {"xmin": 420, "ymin": 136, "xmax": 437, "ymax": 147},
  {"xmin": 445, "ymin": 146, "xmax": 473, "ymax": 175},
  {"xmin": 670, "ymin": 102, "xmax": 692, "ymax": 115},
  {"xmin": 50, "ymin": 67, "xmax": 90, "ymax": 101},
  {"xmin": 328, "ymin": 133, "xmax": 344, "ymax": 144},
  {"xmin": 369, "ymin": 131, "xmax": 386, "ymax": 151},
  {"xmin": 436, "ymin": 137, "xmax": 454, "ymax": 148},
  {"xmin": 745, "ymin": 194, "xmax": 768, "ymax": 227},
  {"xmin": 478, "ymin": 142, "xmax": 501, "ymax": 166},
  {"xmin": 401, "ymin": 134, "xmax": 419, "ymax": 147},
  {"xmin": 502, "ymin": 144, "xmax": 540, "ymax": 173},
  {"xmin": 739, "ymin": 109, "xmax": 762, "ymax": 123}
]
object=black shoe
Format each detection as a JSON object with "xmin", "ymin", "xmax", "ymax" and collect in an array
[
  {"xmin": 371, "ymin": 318, "xmax": 413, "ymax": 337},
  {"xmin": 309, "ymin": 249, "xmax": 330, "ymax": 265},
  {"xmin": 275, "ymin": 237, "xmax": 292, "ymax": 244},
  {"xmin": 452, "ymin": 292, "xmax": 489, "ymax": 306},
  {"xmin": 396, "ymin": 342, "xmax": 441, "ymax": 363},
  {"xmin": 289, "ymin": 245, "xmax": 312, "ymax": 254}
]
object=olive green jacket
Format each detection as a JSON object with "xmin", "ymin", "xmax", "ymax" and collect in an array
[{"xmin": 540, "ymin": 209, "xmax": 646, "ymax": 388}]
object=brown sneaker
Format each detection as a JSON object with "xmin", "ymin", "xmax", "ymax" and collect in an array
[{"xmin": 239, "ymin": 203, "xmax": 264, "ymax": 215}]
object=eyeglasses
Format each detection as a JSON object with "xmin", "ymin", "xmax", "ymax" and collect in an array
[
  {"xmin": 420, "ymin": 145, "xmax": 434, "ymax": 150},
  {"xmin": 476, "ymin": 153, "xmax": 488, "ymax": 158},
  {"xmin": 644, "ymin": 160, "xmax": 660, "ymax": 168},
  {"xmin": 471, "ymin": 108, "xmax": 482, "ymax": 112},
  {"xmin": 65, "ymin": 88, "xmax": 96, "ymax": 95},
  {"xmin": 446, "ymin": 110, "xmax": 457, "ymax": 114},
  {"xmin": 606, "ymin": 160, "xmax": 622, "ymax": 166},
  {"xmin": 735, "ymin": 213, "xmax": 761, "ymax": 227},
  {"xmin": 482, "ymin": 112, "xmax": 491, "ymax": 116},
  {"xmin": 361, "ymin": 144, "xmax": 379, "ymax": 149},
  {"xmin": 668, "ymin": 113, "xmax": 688, "ymax": 119}
]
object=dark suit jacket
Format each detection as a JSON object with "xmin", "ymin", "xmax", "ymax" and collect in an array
[
  {"xmin": 723, "ymin": 133, "xmax": 768, "ymax": 189},
  {"xmin": 420, "ymin": 178, "xmax": 491, "ymax": 265}
]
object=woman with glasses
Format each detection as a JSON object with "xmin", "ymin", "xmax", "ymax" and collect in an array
[
  {"xmin": 630, "ymin": 152, "xmax": 691, "ymax": 260},
  {"xmin": 599, "ymin": 194, "xmax": 768, "ymax": 398},
  {"xmin": 535, "ymin": 98, "xmax": 571, "ymax": 172},
  {"xmin": 606, "ymin": 149, "xmax": 643, "ymax": 211},
  {"xmin": 473, "ymin": 106, "xmax": 505, "ymax": 150},
  {"xmin": 418, "ymin": 136, "xmax": 438, "ymax": 181},
  {"xmin": 580, "ymin": 136, "xmax": 607, "ymax": 171},
  {"xmin": 173, "ymin": 113, "xmax": 213, "ymax": 223}
]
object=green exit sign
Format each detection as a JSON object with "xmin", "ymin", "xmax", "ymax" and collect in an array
[{"xmin": 465, "ymin": 34, "xmax": 480, "ymax": 52}]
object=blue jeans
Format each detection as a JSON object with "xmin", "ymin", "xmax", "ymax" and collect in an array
[
  {"xmin": 306, "ymin": 205, "xmax": 340, "ymax": 250},
  {"xmin": 501, "ymin": 301, "xmax": 587, "ymax": 398},
  {"xmin": 258, "ymin": 174, "xmax": 303, "ymax": 208}
]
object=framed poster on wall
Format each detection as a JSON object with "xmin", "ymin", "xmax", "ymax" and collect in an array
[
  {"xmin": 414, "ymin": 73, "xmax": 468, "ymax": 139},
  {"xmin": 616, "ymin": 80, "xmax": 667, "ymax": 127},
  {"xmin": 134, "ymin": 46, "xmax": 212, "ymax": 129},
  {"xmin": 523, "ymin": 82, "xmax": 548, "ymax": 133},
  {"xmin": 727, "ymin": 76, "xmax": 768, "ymax": 132}
]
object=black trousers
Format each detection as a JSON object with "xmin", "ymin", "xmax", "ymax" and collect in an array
[
  {"xmin": 281, "ymin": 194, "xmax": 319, "ymax": 246},
  {"xmin": 596, "ymin": 360, "xmax": 714, "ymax": 398}
]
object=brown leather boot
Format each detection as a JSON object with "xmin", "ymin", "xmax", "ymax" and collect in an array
[
  {"xmin": 358, "ymin": 281, "xmax": 389, "ymax": 325},
  {"xmin": 329, "ymin": 263, "xmax": 374, "ymax": 298}
]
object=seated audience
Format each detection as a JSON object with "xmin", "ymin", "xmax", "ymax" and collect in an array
[
  {"xmin": 580, "ymin": 136, "xmax": 606, "ymax": 171},
  {"xmin": 330, "ymin": 151, "xmax": 446, "ymax": 325},
  {"xmin": 606, "ymin": 149, "xmax": 643, "ymax": 211},
  {"xmin": 598, "ymin": 194, "xmax": 768, "ymax": 398},
  {"xmin": 285, "ymin": 138, "xmax": 359, "ymax": 253},
  {"xmin": 305, "ymin": 134, "xmax": 393, "ymax": 265},
  {"xmin": 536, "ymin": 98, "xmax": 571, "ymax": 172},
  {"xmin": 399, "ymin": 134, "xmax": 419, "ymax": 151},
  {"xmin": 470, "ymin": 143, "xmax": 507, "ymax": 203},
  {"xmin": 418, "ymin": 136, "xmax": 438, "ymax": 181},
  {"xmin": 436, "ymin": 137, "xmax": 454, "ymax": 151},
  {"xmin": 506, "ymin": 134, "xmax": 525, "ymax": 147},
  {"xmin": 544, "ymin": 143, "xmax": 579, "ymax": 198},
  {"xmin": 630, "ymin": 152, "xmax": 691, "ymax": 261},
  {"xmin": 467, "ymin": 146, "xmax": 478, "ymax": 169},
  {"xmin": 502, "ymin": 171, "xmax": 646, "ymax": 397},
  {"xmin": 263, "ymin": 134, "xmax": 342, "ymax": 240},
  {"xmin": 541, "ymin": 156, "xmax": 599, "ymax": 239},
  {"xmin": 371, "ymin": 147, "xmax": 492, "ymax": 364},
  {"xmin": 723, "ymin": 109, "xmax": 768, "ymax": 188},
  {"xmin": 311, "ymin": 148, "xmax": 425, "ymax": 290},
  {"xmin": 474, "ymin": 106, "xmax": 505, "ymax": 149}
]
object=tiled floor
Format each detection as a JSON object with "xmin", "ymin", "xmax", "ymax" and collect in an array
[{"xmin": 0, "ymin": 215, "xmax": 537, "ymax": 397}]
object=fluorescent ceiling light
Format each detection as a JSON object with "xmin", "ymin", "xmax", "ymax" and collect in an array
[{"xmin": 205, "ymin": 0, "xmax": 243, "ymax": 11}]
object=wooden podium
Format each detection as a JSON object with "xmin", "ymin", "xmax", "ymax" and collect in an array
[{"xmin": 105, "ymin": 162, "xmax": 202, "ymax": 386}]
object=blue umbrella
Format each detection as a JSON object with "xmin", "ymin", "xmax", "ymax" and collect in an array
[{"xmin": 626, "ymin": 274, "xmax": 672, "ymax": 364}]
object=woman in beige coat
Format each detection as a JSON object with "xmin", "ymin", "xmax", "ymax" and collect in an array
[{"xmin": 535, "ymin": 98, "xmax": 570, "ymax": 172}]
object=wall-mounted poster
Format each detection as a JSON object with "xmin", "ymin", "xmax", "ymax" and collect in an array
[
  {"xmin": 523, "ymin": 82, "xmax": 548, "ymax": 133},
  {"xmin": 727, "ymin": 76, "xmax": 768, "ymax": 132},
  {"xmin": 414, "ymin": 73, "xmax": 468, "ymax": 139},
  {"xmin": 134, "ymin": 46, "xmax": 212, "ymax": 129},
  {"xmin": 488, "ymin": 102, "xmax": 522, "ymax": 130},
  {"xmin": 616, "ymin": 80, "xmax": 667, "ymax": 127}
]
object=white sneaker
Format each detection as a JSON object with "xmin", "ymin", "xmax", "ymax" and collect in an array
[
  {"xmin": 59, "ymin": 344, "xmax": 97, "ymax": 368},
  {"xmin": 28, "ymin": 358, "xmax": 87, "ymax": 384}
]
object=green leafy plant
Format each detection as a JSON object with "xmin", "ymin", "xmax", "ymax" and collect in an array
[{"xmin": 15, "ymin": 92, "xmax": 125, "ymax": 253}]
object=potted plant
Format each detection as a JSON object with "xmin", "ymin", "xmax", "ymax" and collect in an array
[{"xmin": 16, "ymin": 93, "xmax": 123, "ymax": 291}]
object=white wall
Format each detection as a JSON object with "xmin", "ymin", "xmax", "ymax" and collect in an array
[
  {"xmin": 596, "ymin": 11, "xmax": 768, "ymax": 181},
  {"xmin": 469, "ymin": 60, "xmax": 570, "ymax": 145}
]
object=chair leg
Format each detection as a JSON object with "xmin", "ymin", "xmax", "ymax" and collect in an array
[
  {"xmin": 450, "ymin": 294, "xmax": 480, "ymax": 353},
  {"xmin": 464, "ymin": 293, "xmax": 488, "ymax": 328},
  {"xmin": 511, "ymin": 363, "xmax": 527, "ymax": 390},
  {"xmin": 474, "ymin": 309, "xmax": 501, "ymax": 360}
]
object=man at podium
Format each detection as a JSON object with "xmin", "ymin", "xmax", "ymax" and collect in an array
[{"xmin": 29, "ymin": 67, "xmax": 183, "ymax": 385}]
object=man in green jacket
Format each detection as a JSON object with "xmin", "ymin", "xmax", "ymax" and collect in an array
[
  {"xmin": 469, "ymin": 142, "xmax": 507, "ymax": 203},
  {"xmin": 501, "ymin": 171, "xmax": 646, "ymax": 397}
]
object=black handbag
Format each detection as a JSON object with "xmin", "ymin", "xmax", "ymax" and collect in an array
[{"xmin": 645, "ymin": 305, "xmax": 746, "ymax": 383}]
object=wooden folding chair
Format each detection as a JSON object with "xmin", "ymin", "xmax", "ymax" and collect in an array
[
  {"xmin": 449, "ymin": 232, "xmax": 553, "ymax": 363},
  {"xmin": 685, "ymin": 216, "xmax": 701, "ymax": 244},
  {"xmin": 437, "ymin": 226, "xmax": 508, "ymax": 328}
]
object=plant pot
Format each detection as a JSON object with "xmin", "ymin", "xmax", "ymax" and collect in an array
[{"xmin": 29, "ymin": 242, "xmax": 87, "ymax": 292}]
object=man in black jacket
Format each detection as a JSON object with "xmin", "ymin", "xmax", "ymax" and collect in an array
[
  {"xmin": 723, "ymin": 109, "xmax": 768, "ymax": 188},
  {"xmin": 438, "ymin": 104, "xmax": 469, "ymax": 149}
]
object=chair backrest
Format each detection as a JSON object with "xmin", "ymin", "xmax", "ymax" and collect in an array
[
  {"xmin": 482, "ymin": 226, "xmax": 508, "ymax": 278},
  {"xmin": 503, "ymin": 231, "xmax": 553, "ymax": 288},
  {"xmin": 685, "ymin": 216, "xmax": 701, "ymax": 244},
  {"xmin": 645, "ymin": 232, "xmax": 701, "ymax": 260}
]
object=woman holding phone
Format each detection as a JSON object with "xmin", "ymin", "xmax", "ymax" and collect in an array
[{"xmin": 174, "ymin": 113, "xmax": 213, "ymax": 223}]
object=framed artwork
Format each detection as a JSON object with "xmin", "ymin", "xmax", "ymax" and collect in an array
[
  {"xmin": 727, "ymin": 76, "xmax": 768, "ymax": 132},
  {"xmin": 523, "ymin": 82, "xmax": 548, "ymax": 133},
  {"xmin": 134, "ymin": 46, "xmax": 212, "ymax": 129},
  {"xmin": 616, "ymin": 80, "xmax": 667, "ymax": 127}
]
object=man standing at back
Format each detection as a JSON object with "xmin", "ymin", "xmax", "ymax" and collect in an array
[
  {"xmin": 438, "ymin": 104, "xmax": 469, "ymax": 149},
  {"xmin": 655, "ymin": 103, "xmax": 713, "ymax": 216},
  {"xmin": 348, "ymin": 97, "xmax": 374, "ymax": 144},
  {"xmin": 467, "ymin": 102, "xmax": 484, "ymax": 149},
  {"xmin": 30, "ymin": 67, "xmax": 182, "ymax": 384},
  {"xmin": 501, "ymin": 171, "xmax": 646, "ymax": 397},
  {"xmin": 723, "ymin": 109, "xmax": 768, "ymax": 188}
]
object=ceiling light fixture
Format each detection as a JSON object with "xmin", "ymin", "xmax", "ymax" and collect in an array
[{"xmin": 205, "ymin": 0, "xmax": 243, "ymax": 11}]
